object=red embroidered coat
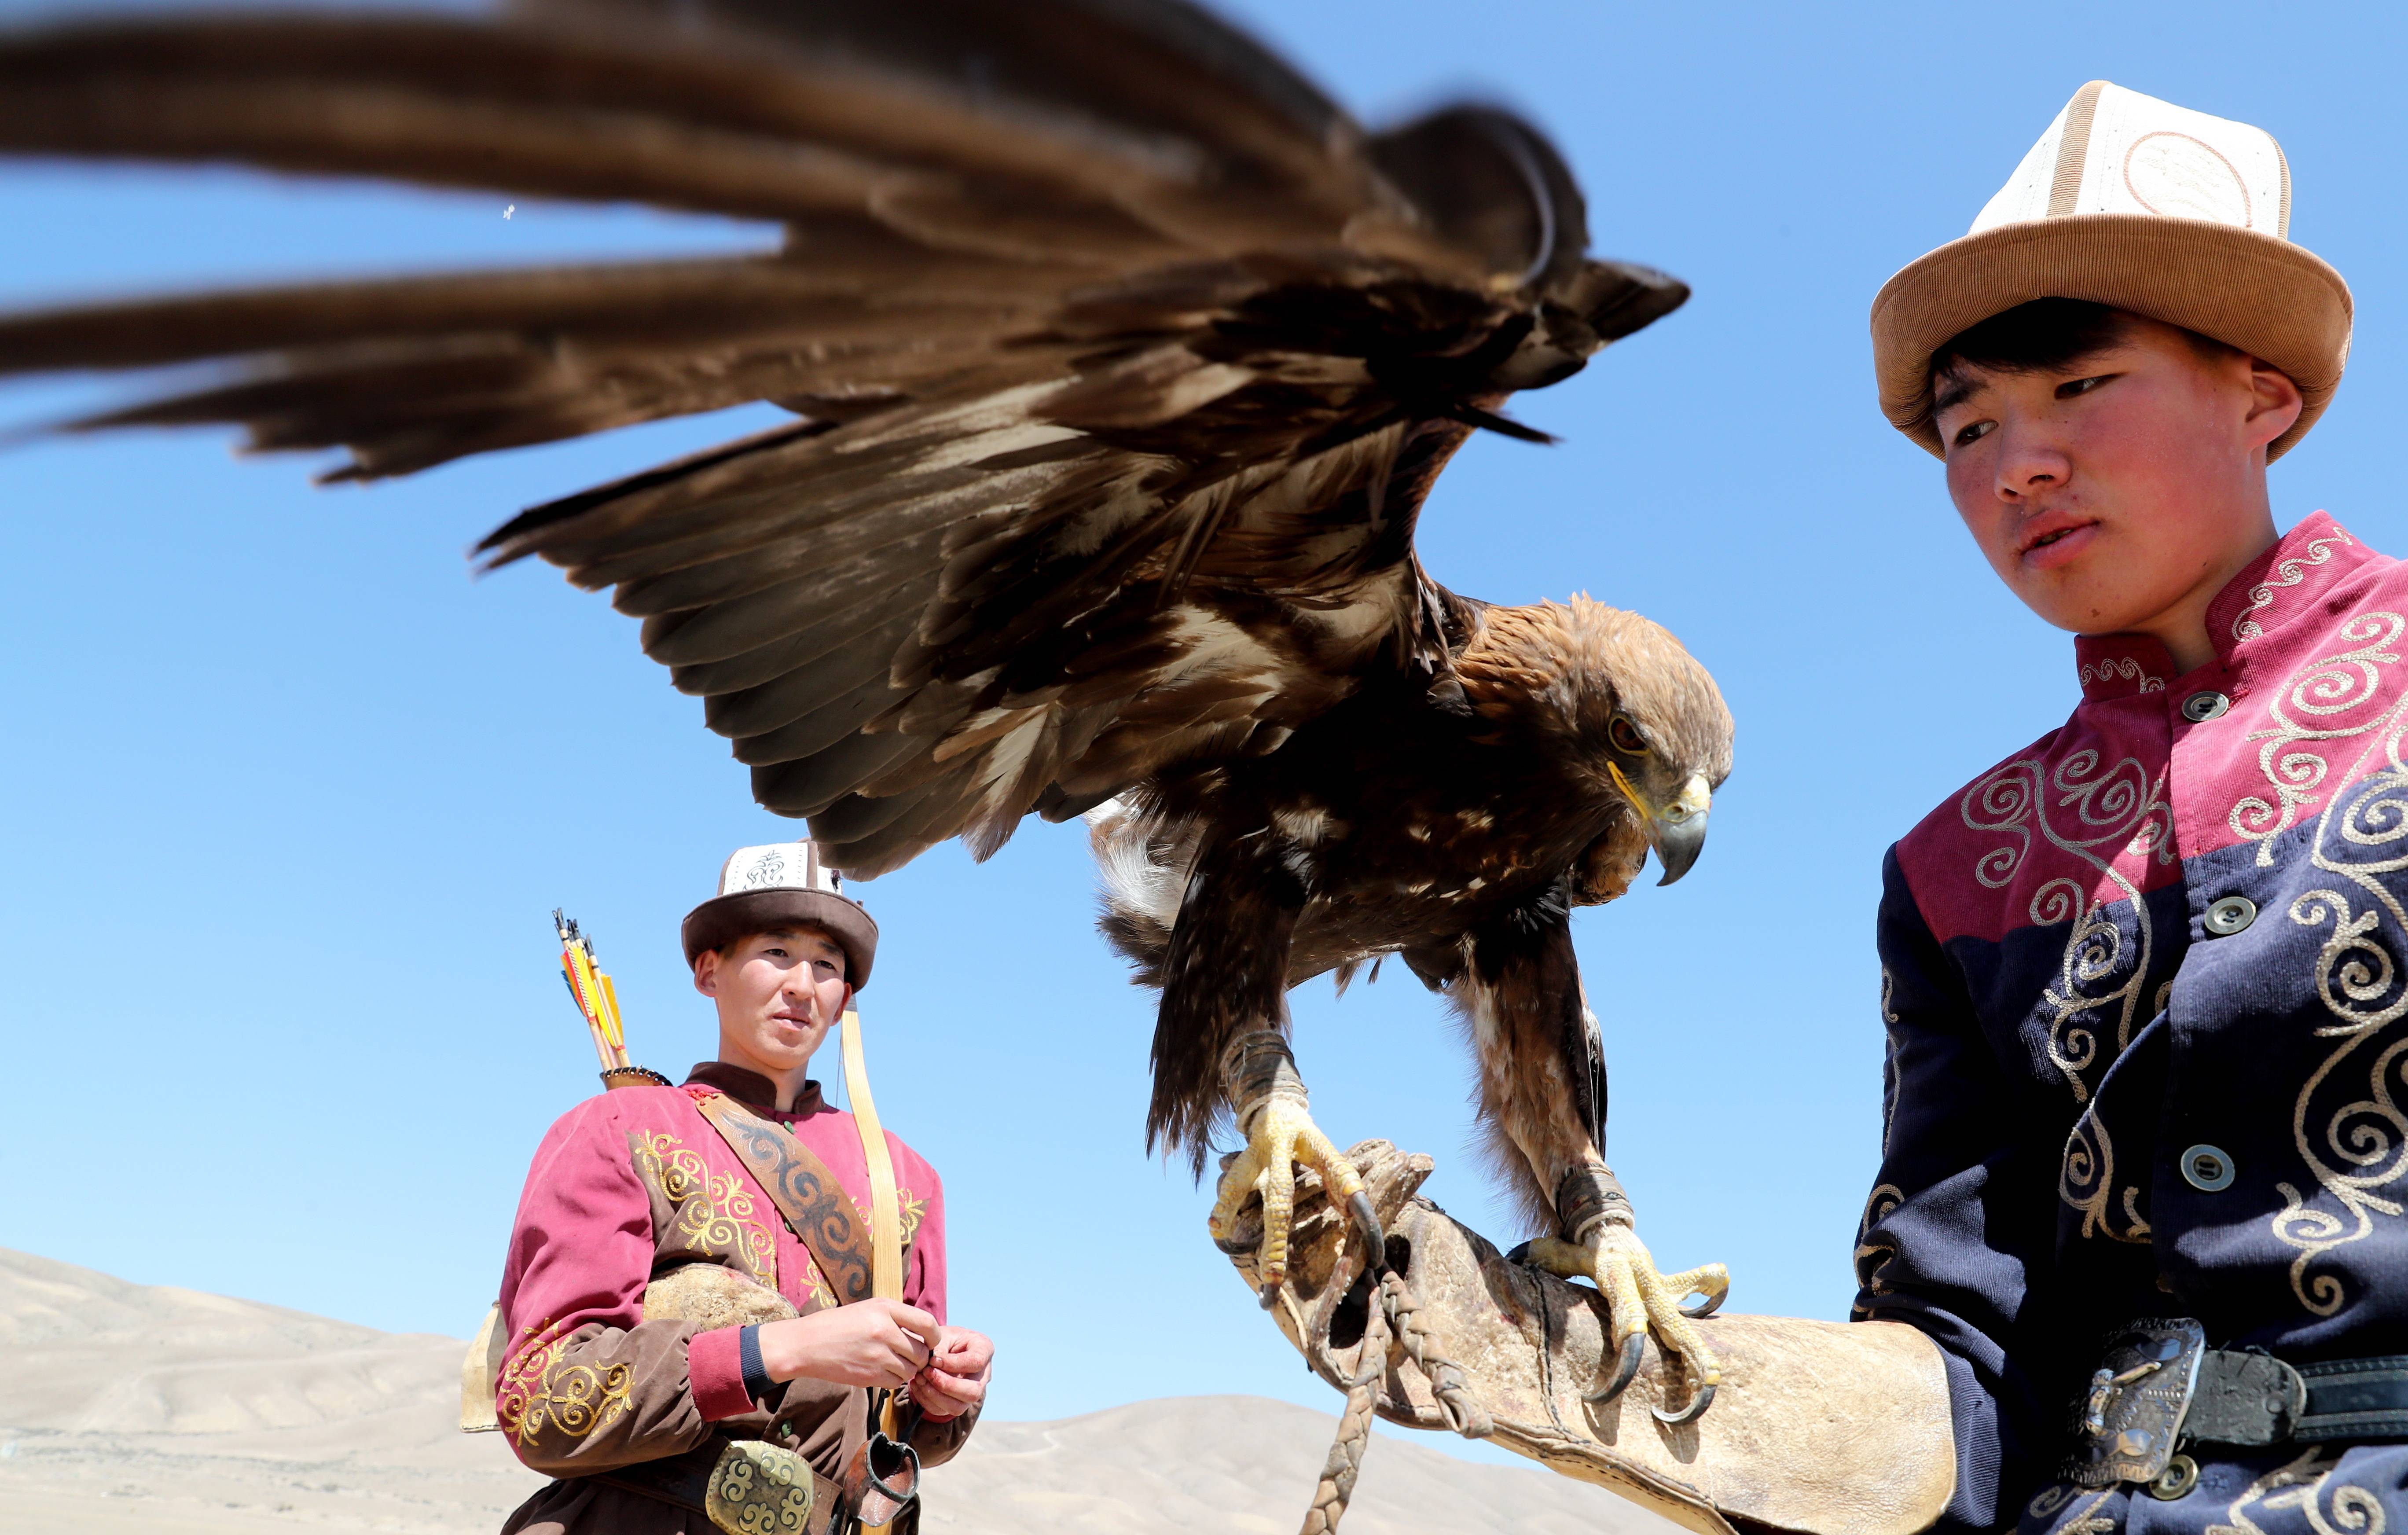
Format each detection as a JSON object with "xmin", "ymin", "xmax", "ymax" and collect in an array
[
  {"xmin": 493, "ymin": 1061, "xmax": 972, "ymax": 1534},
  {"xmin": 1856, "ymin": 514, "xmax": 2408, "ymax": 1532}
]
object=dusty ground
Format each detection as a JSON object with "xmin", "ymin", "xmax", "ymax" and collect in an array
[{"xmin": 0, "ymin": 1247, "xmax": 1677, "ymax": 1534}]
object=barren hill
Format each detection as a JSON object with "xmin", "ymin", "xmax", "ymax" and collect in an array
[{"xmin": 0, "ymin": 1247, "xmax": 1676, "ymax": 1533}]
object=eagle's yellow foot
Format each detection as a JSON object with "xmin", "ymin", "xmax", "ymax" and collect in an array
[
  {"xmin": 1209, "ymin": 1032, "xmax": 1383, "ymax": 1306},
  {"xmin": 1520, "ymin": 1167, "xmax": 1727, "ymax": 1423}
]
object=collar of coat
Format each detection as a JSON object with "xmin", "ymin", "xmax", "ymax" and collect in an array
[
  {"xmin": 2074, "ymin": 510, "xmax": 2366, "ymax": 702},
  {"xmin": 683, "ymin": 1059, "xmax": 827, "ymax": 1118}
]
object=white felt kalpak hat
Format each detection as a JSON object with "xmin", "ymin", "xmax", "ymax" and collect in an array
[
  {"xmin": 1872, "ymin": 80, "xmax": 2352, "ymax": 460},
  {"xmin": 680, "ymin": 840, "xmax": 879, "ymax": 986}
]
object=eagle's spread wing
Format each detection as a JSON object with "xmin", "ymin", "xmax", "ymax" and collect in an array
[{"xmin": 0, "ymin": 0, "xmax": 1687, "ymax": 874}]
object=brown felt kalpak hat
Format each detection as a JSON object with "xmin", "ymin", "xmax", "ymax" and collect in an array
[
  {"xmin": 1872, "ymin": 80, "xmax": 2353, "ymax": 461},
  {"xmin": 681, "ymin": 840, "xmax": 878, "ymax": 988}
]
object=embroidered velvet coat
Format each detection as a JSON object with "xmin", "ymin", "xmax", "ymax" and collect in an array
[
  {"xmin": 493, "ymin": 1062, "xmax": 973, "ymax": 1535},
  {"xmin": 1854, "ymin": 514, "xmax": 2408, "ymax": 1534}
]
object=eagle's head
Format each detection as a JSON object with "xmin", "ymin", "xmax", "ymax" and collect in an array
[{"xmin": 1458, "ymin": 595, "xmax": 1733, "ymax": 886}]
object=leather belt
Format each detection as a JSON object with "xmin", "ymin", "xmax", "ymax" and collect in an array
[
  {"xmin": 591, "ymin": 1432, "xmax": 848, "ymax": 1535},
  {"xmin": 2067, "ymin": 1319, "xmax": 2408, "ymax": 1498},
  {"xmin": 2290, "ymin": 1355, "xmax": 2408, "ymax": 1443}
]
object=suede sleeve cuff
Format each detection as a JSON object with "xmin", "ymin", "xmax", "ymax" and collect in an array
[{"xmin": 688, "ymin": 1326, "xmax": 754, "ymax": 1422}]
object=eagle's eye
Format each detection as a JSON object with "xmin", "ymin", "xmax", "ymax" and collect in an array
[{"xmin": 1607, "ymin": 715, "xmax": 1648, "ymax": 755}]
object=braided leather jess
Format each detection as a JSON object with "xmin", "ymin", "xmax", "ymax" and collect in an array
[{"xmin": 1216, "ymin": 1032, "xmax": 1491, "ymax": 1535}]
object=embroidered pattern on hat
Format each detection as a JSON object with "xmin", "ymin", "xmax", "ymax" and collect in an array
[
  {"xmin": 2121, "ymin": 131, "xmax": 2251, "ymax": 225},
  {"xmin": 740, "ymin": 848, "xmax": 787, "ymax": 888}
]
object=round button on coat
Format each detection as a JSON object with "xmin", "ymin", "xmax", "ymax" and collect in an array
[
  {"xmin": 2181, "ymin": 1145, "xmax": 2235, "ymax": 1192},
  {"xmin": 2182, "ymin": 690, "xmax": 2232, "ymax": 722},
  {"xmin": 2206, "ymin": 896, "xmax": 2258, "ymax": 936}
]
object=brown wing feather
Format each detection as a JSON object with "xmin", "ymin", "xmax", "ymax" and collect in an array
[
  {"xmin": 0, "ymin": 0, "xmax": 1688, "ymax": 878},
  {"xmin": 0, "ymin": 9, "xmax": 1368, "ymax": 242},
  {"xmin": 489, "ymin": 355, "xmax": 1479, "ymax": 874}
]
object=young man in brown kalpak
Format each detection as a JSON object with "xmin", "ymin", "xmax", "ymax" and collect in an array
[{"xmin": 494, "ymin": 841, "xmax": 991, "ymax": 1535}]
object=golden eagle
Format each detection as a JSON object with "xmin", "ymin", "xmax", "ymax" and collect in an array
[{"xmin": 0, "ymin": 0, "xmax": 1733, "ymax": 1414}]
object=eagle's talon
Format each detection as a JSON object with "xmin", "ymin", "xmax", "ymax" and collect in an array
[
  {"xmin": 1522, "ymin": 1226, "xmax": 1725, "ymax": 1421},
  {"xmin": 1586, "ymin": 1332, "xmax": 1646, "ymax": 1403},
  {"xmin": 1208, "ymin": 1083, "xmax": 1369, "ymax": 1296},
  {"xmin": 1666, "ymin": 1262, "xmax": 1730, "ymax": 1320},
  {"xmin": 1347, "ymin": 1190, "xmax": 1387, "ymax": 1267},
  {"xmin": 1652, "ymin": 1380, "xmax": 1716, "ymax": 1425}
]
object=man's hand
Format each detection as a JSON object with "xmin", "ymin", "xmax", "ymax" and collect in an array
[
  {"xmin": 909, "ymin": 1326, "xmax": 993, "ymax": 1420},
  {"xmin": 756, "ymin": 1299, "xmax": 939, "ymax": 1390}
]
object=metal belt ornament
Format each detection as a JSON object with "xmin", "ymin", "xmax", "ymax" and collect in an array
[
  {"xmin": 2067, "ymin": 1319, "xmax": 2408, "ymax": 1499},
  {"xmin": 705, "ymin": 1439, "xmax": 818, "ymax": 1535},
  {"xmin": 2065, "ymin": 1319, "xmax": 2207, "ymax": 1495}
]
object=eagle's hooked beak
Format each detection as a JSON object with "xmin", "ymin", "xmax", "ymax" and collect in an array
[{"xmin": 1608, "ymin": 764, "xmax": 1714, "ymax": 886}]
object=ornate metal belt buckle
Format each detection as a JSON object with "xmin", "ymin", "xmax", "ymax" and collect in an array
[
  {"xmin": 2064, "ymin": 1318, "xmax": 2206, "ymax": 1489},
  {"xmin": 705, "ymin": 1438, "xmax": 815, "ymax": 1535}
]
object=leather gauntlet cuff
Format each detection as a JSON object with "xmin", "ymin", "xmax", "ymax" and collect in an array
[
  {"xmin": 1222, "ymin": 1030, "xmax": 1306, "ymax": 1136},
  {"xmin": 1555, "ymin": 1163, "xmax": 1635, "ymax": 1242}
]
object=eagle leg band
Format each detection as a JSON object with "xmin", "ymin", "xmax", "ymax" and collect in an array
[
  {"xmin": 1216, "ymin": 1030, "xmax": 1384, "ymax": 1269},
  {"xmin": 1222, "ymin": 1029, "xmax": 1308, "ymax": 1134},
  {"xmin": 1556, "ymin": 1164, "xmax": 1636, "ymax": 1243}
]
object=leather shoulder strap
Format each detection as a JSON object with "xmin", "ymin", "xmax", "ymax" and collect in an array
[{"xmin": 692, "ymin": 1091, "xmax": 877, "ymax": 1307}]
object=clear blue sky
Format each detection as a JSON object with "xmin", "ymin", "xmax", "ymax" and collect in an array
[{"xmin": 3, "ymin": 0, "xmax": 2404, "ymax": 1452}]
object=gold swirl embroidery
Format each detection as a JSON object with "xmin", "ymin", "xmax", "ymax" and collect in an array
[
  {"xmin": 2234, "ymin": 530, "xmax": 2355, "ymax": 641},
  {"xmin": 634, "ymin": 1130, "xmax": 777, "ymax": 1284},
  {"xmin": 495, "ymin": 1321, "xmax": 634, "ymax": 1447},
  {"xmin": 1962, "ymin": 749, "xmax": 2173, "ymax": 1103},
  {"xmin": 2204, "ymin": 608, "xmax": 2408, "ymax": 1319},
  {"xmin": 2079, "ymin": 655, "xmax": 2167, "ymax": 694},
  {"xmin": 2277, "ymin": 888, "xmax": 2408, "ymax": 1315},
  {"xmin": 2025, "ymin": 1484, "xmax": 2081, "ymax": 1524},
  {"xmin": 2206, "ymin": 1445, "xmax": 2386, "ymax": 1535},
  {"xmin": 838, "ymin": 1187, "xmax": 926, "ymax": 1248},
  {"xmin": 796, "ymin": 1249, "xmax": 839, "ymax": 1311},
  {"xmin": 2276, "ymin": 712, "xmax": 2408, "ymax": 1316},
  {"xmin": 2231, "ymin": 611, "xmax": 2408, "ymax": 867},
  {"xmin": 1876, "ymin": 970, "xmax": 1905, "ymax": 1152},
  {"xmin": 1850, "ymin": 1183, "xmax": 1905, "ymax": 1316},
  {"xmin": 2061, "ymin": 1102, "xmax": 2151, "ymax": 1245},
  {"xmin": 2041, "ymin": 1488, "xmax": 2121, "ymax": 1533}
]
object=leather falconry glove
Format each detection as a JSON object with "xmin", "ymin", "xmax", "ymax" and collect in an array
[{"xmin": 1215, "ymin": 1138, "xmax": 1956, "ymax": 1535}]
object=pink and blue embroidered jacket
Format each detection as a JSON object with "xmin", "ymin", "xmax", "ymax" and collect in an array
[{"xmin": 1857, "ymin": 514, "xmax": 2408, "ymax": 1531}]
